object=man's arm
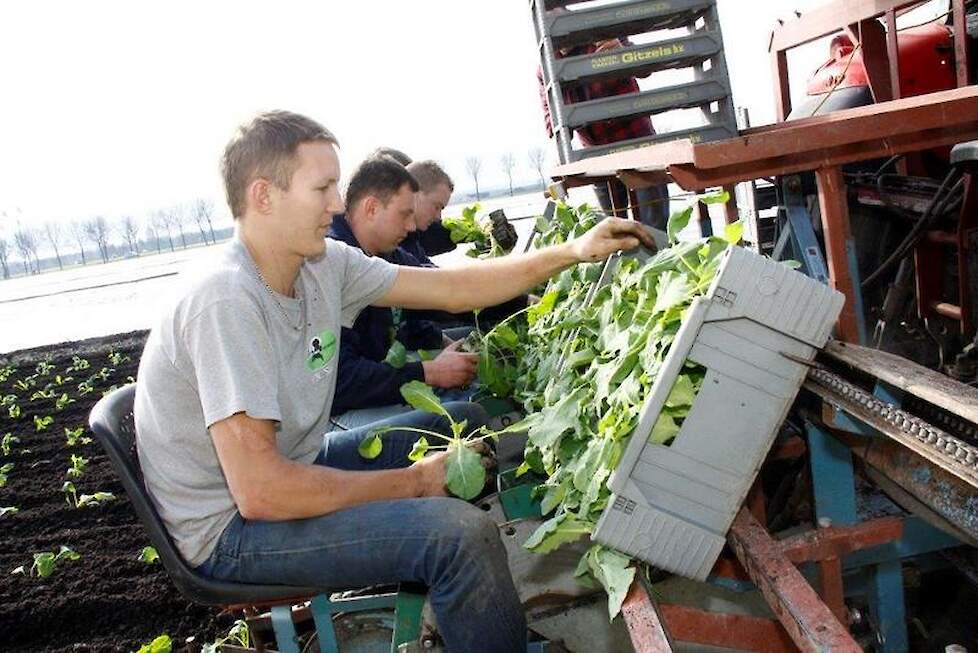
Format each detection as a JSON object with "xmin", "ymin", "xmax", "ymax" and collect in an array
[
  {"xmin": 210, "ymin": 413, "xmax": 448, "ymax": 521},
  {"xmin": 375, "ymin": 217, "xmax": 654, "ymax": 313}
]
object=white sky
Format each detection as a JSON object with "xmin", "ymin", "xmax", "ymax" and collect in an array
[{"xmin": 0, "ymin": 0, "xmax": 947, "ymax": 236}]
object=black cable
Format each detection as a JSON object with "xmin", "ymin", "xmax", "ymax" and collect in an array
[{"xmin": 861, "ymin": 169, "xmax": 963, "ymax": 288}]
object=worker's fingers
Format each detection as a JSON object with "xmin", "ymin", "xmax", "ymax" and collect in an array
[
  {"xmin": 607, "ymin": 218, "xmax": 657, "ymax": 250},
  {"xmin": 444, "ymin": 340, "xmax": 463, "ymax": 352}
]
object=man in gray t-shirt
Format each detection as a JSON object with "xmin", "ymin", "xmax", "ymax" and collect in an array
[{"xmin": 134, "ymin": 110, "xmax": 653, "ymax": 653}]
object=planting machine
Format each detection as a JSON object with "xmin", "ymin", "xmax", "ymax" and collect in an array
[{"xmin": 89, "ymin": 1, "xmax": 978, "ymax": 651}]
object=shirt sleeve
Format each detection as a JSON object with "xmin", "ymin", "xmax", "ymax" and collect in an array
[
  {"xmin": 181, "ymin": 297, "xmax": 282, "ymax": 429},
  {"xmin": 329, "ymin": 240, "xmax": 399, "ymax": 327}
]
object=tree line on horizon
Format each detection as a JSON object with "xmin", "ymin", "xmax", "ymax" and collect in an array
[{"xmin": 0, "ymin": 199, "xmax": 226, "ymax": 280}]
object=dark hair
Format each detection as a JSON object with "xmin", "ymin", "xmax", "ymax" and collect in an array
[
  {"xmin": 345, "ymin": 157, "xmax": 420, "ymax": 215},
  {"xmin": 221, "ymin": 111, "xmax": 338, "ymax": 219},
  {"xmin": 368, "ymin": 147, "xmax": 412, "ymax": 166}
]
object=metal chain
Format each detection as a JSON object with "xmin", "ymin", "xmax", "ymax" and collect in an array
[{"xmin": 248, "ymin": 261, "xmax": 304, "ymax": 332}]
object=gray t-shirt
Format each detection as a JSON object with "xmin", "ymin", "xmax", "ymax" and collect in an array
[{"xmin": 134, "ymin": 236, "xmax": 398, "ymax": 566}]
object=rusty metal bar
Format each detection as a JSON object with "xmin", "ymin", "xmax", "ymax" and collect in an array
[
  {"xmin": 722, "ymin": 184, "xmax": 739, "ymax": 224},
  {"xmin": 772, "ymin": 48, "xmax": 791, "ymax": 122},
  {"xmin": 622, "ymin": 578, "xmax": 674, "ymax": 652},
  {"xmin": 770, "ymin": 0, "xmax": 923, "ymax": 53},
  {"xmin": 953, "ymin": 0, "xmax": 971, "ymax": 88},
  {"xmin": 849, "ymin": 19, "xmax": 894, "ymax": 103},
  {"xmin": 885, "ymin": 11, "xmax": 902, "ymax": 101},
  {"xmin": 778, "ymin": 517, "xmax": 904, "ymax": 563},
  {"xmin": 727, "ymin": 508, "xmax": 862, "ymax": 653},
  {"xmin": 817, "ymin": 556, "xmax": 847, "ymax": 625},
  {"xmin": 659, "ymin": 604, "xmax": 797, "ymax": 653},
  {"xmin": 926, "ymin": 230, "xmax": 958, "ymax": 245},
  {"xmin": 816, "ymin": 166, "xmax": 862, "ymax": 343}
]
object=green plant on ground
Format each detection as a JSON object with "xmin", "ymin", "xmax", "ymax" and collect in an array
[
  {"xmin": 136, "ymin": 634, "xmax": 172, "ymax": 653},
  {"xmin": 30, "ymin": 388, "xmax": 56, "ymax": 401},
  {"xmin": 67, "ymin": 356, "xmax": 90, "ymax": 373},
  {"xmin": 66, "ymin": 454, "xmax": 89, "ymax": 479},
  {"xmin": 201, "ymin": 619, "xmax": 250, "ymax": 653},
  {"xmin": 77, "ymin": 379, "xmax": 96, "ymax": 396},
  {"xmin": 35, "ymin": 361, "xmax": 55, "ymax": 376},
  {"xmin": 11, "ymin": 546, "xmax": 81, "ymax": 578},
  {"xmin": 0, "ymin": 463, "xmax": 14, "ymax": 488},
  {"xmin": 358, "ymin": 381, "xmax": 499, "ymax": 500},
  {"xmin": 34, "ymin": 415, "xmax": 54, "ymax": 432},
  {"xmin": 2, "ymin": 433, "xmax": 20, "ymax": 456},
  {"xmin": 108, "ymin": 351, "xmax": 131, "ymax": 366},
  {"xmin": 65, "ymin": 426, "xmax": 92, "ymax": 447},
  {"xmin": 0, "ymin": 365, "xmax": 15, "ymax": 384},
  {"xmin": 51, "ymin": 374, "xmax": 73, "ymax": 386},
  {"xmin": 94, "ymin": 367, "xmax": 114, "ymax": 382},
  {"xmin": 13, "ymin": 376, "xmax": 37, "ymax": 391},
  {"xmin": 0, "ymin": 506, "xmax": 18, "ymax": 518},
  {"xmin": 62, "ymin": 481, "xmax": 115, "ymax": 509},
  {"xmin": 138, "ymin": 546, "xmax": 160, "ymax": 564},
  {"xmin": 1, "ymin": 394, "xmax": 18, "ymax": 408},
  {"xmin": 8, "ymin": 404, "xmax": 21, "ymax": 419},
  {"xmin": 55, "ymin": 393, "xmax": 76, "ymax": 411}
]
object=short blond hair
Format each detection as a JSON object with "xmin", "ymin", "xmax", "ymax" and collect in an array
[
  {"xmin": 221, "ymin": 111, "xmax": 338, "ymax": 219},
  {"xmin": 407, "ymin": 160, "xmax": 454, "ymax": 193}
]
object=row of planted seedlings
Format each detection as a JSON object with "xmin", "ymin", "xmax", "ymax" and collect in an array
[
  {"xmin": 359, "ymin": 196, "xmax": 746, "ymax": 619},
  {"xmin": 0, "ymin": 349, "xmax": 160, "ymax": 578}
]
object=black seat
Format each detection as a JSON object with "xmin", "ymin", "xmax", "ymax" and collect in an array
[
  {"xmin": 89, "ymin": 384, "xmax": 323, "ymax": 605},
  {"xmin": 951, "ymin": 141, "xmax": 978, "ymax": 170}
]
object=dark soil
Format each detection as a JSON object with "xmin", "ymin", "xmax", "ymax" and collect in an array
[{"xmin": 0, "ymin": 331, "xmax": 232, "ymax": 652}]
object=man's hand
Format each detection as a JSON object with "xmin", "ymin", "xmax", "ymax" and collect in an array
[
  {"xmin": 569, "ymin": 217, "xmax": 657, "ymax": 263},
  {"xmin": 412, "ymin": 450, "xmax": 450, "ymax": 497},
  {"xmin": 422, "ymin": 340, "xmax": 479, "ymax": 388}
]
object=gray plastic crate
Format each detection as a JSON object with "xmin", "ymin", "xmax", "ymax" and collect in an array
[
  {"xmin": 553, "ymin": 30, "xmax": 723, "ymax": 83},
  {"xmin": 592, "ymin": 247, "xmax": 845, "ymax": 580},
  {"xmin": 562, "ymin": 77, "xmax": 731, "ymax": 128},
  {"xmin": 545, "ymin": 0, "xmax": 714, "ymax": 47},
  {"xmin": 568, "ymin": 123, "xmax": 736, "ymax": 161}
]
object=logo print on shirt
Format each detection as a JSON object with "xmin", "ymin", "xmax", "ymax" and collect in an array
[{"xmin": 306, "ymin": 329, "xmax": 337, "ymax": 371}]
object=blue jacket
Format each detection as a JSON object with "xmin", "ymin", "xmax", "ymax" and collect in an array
[
  {"xmin": 327, "ymin": 216, "xmax": 444, "ymax": 415},
  {"xmin": 401, "ymin": 221, "xmax": 456, "ymax": 265}
]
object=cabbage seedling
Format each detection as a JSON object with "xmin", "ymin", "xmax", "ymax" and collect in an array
[
  {"xmin": 64, "ymin": 426, "xmax": 92, "ymax": 447},
  {"xmin": 108, "ymin": 351, "xmax": 131, "ymax": 366},
  {"xmin": 0, "ymin": 506, "xmax": 18, "ymax": 518},
  {"xmin": 138, "ymin": 546, "xmax": 160, "ymax": 564},
  {"xmin": 55, "ymin": 393, "xmax": 75, "ymax": 411},
  {"xmin": 8, "ymin": 404, "xmax": 21, "ymax": 419},
  {"xmin": 0, "ymin": 463, "xmax": 13, "ymax": 488},
  {"xmin": 35, "ymin": 361, "xmax": 55, "ymax": 376},
  {"xmin": 136, "ymin": 634, "xmax": 173, "ymax": 653},
  {"xmin": 30, "ymin": 389, "xmax": 56, "ymax": 401},
  {"xmin": 0, "ymin": 365, "xmax": 15, "ymax": 383},
  {"xmin": 12, "ymin": 546, "xmax": 81, "ymax": 578},
  {"xmin": 34, "ymin": 415, "xmax": 54, "ymax": 432},
  {"xmin": 66, "ymin": 454, "xmax": 89, "ymax": 479},
  {"xmin": 1, "ymin": 433, "xmax": 19, "ymax": 456},
  {"xmin": 67, "ymin": 356, "xmax": 90, "ymax": 372}
]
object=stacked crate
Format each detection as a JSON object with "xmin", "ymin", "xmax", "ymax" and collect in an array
[{"xmin": 531, "ymin": 0, "xmax": 739, "ymax": 164}]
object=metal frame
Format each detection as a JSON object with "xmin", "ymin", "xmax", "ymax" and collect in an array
[{"xmin": 551, "ymin": 86, "xmax": 978, "ymax": 343}]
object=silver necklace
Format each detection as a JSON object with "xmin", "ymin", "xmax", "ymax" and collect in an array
[{"xmin": 250, "ymin": 261, "xmax": 305, "ymax": 332}]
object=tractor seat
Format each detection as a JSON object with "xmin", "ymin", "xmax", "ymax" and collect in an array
[
  {"xmin": 89, "ymin": 384, "xmax": 323, "ymax": 605},
  {"xmin": 951, "ymin": 141, "xmax": 978, "ymax": 170}
]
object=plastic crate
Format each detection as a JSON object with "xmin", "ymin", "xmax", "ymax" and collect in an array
[{"xmin": 592, "ymin": 246, "xmax": 845, "ymax": 580}]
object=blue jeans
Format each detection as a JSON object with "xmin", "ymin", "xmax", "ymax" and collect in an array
[{"xmin": 197, "ymin": 402, "xmax": 526, "ymax": 652}]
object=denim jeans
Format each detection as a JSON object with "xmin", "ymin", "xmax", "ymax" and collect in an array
[{"xmin": 197, "ymin": 402, "xmax": 526, "ymax": 652}]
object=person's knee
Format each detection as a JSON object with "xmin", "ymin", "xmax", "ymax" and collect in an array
[{"xmin": 432, "ymin": 499, "xmax": 505, "ymax": 562}]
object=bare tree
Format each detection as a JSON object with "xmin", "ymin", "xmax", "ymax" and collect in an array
[
  {"xmin": 0, "ymin": 238, "xmax": 10, "ymax": 279},
  {"xmin": 13, "ymin": 227, "xmax": 40, "ymax": 275},
  {"xmin": 500, "ymin": 153, "xmax": 516, "ymax": 197},
  {"xmin": 42, "ymin": 221, "xmax": 66, "ymax": 270},
  {"xmin": 119, "ymin": 216, "xmax": 141, "ymax": 257},
  {"xmin": 190, "ymin": 198, "xmax": 216, "ymax": 244},
  {"xmin": 69, "ymin": 220, "xmax": 88, "ymax": 265},
  {"xmin": 144, "ymin": 215, "xmax": 162, "ymax": 254},
  {"xmin": 83, "ymin": 216, "xmax": 111, "ymax": 263},
  {"xmin": 528, "ymin": 147, "xmax": 548, "ymax": 188},
  {"xmin": 465, "ymin": 156, "xmax": 483, "ymax": 201},
  {"xmin": 153, "ymin": 210, "xmax": 176, "ymax": 252},
  {"xmin": 167, "ymin": 205, "xmax": 189, "ymax": 249}
]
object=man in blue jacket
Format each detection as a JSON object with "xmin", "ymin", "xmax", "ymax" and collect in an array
[{"xmin": 328, "ymin": 157, "xmax": 478, "ymax": 428}]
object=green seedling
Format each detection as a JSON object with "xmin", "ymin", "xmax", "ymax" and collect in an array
[
  {"xmin": 51, "ymin": 374, "xmax": 73, "ymax": 386},
  {"xmin": 0, "ymin": 463, "xmax": 13, "ymax": 488},
  {"xmin": 55, "ymin": 393, "xmax": 76, "ymax": 411},
  {"xmin": 0, "ymin": 506, "xmax": 18, "ymax": 518},
  {"xmin": 77, "ymin": 379, "xmax": 95, "ymax": 396},
  {"xmin": 201, "ymin": 620, "xmax": 249, "ymax": 653},
  {"xmin": 77, "ymin": 491, "xmax": 115, "ymax": 508},
  {"xmin": 108, "ymin": 351, "xmax": 131, "ymax": 366},
  {"xmin": 66, "ymin": 454, "xmax": 89, "ymax": 479},
  {"xmin": 138, "ymin": 546, "xmax": 160, "ymax": 564},
  {"xmin": 2, "ymin": 433, "xmax": 20, "ymax": 456},
  {"xmin": 12, "ymin": 546, "xmax": 81, "ymax": 578},
  {"xmin": 1, "ymin": 394, "xmax": 17, "ymax": 408},
  {"xmin": 358, "ymin": 381, "xmax": 499, "ymax": 500},
  {"xmin": 0, "ymin": 365, "xmax": 15, "ymax": 383},
  {"xmin": 67, "ymin": 356, "xmax": 90, "ymax": 372},
  {"xmin": 136, "ymin": 634, "xmax": 173, "ymax": 653},
  {"xmin": 94, "ymin": 367, "xmax": 113, "ymax": 382},
  {"xmin": 13, "ymin": 377, "xmax": 35, "ymax": 391},
  {"xmin": 64, "ymin": 426, "xmax": 92, "ymax": 447},
  {"xmin": 34, "ymin": 415, "xmax": 54, "ymax": 432},
  {"xmin": 8, "ymin": 404, "xmax": 21, "ymax": 419},
  {"xmin": 35, "ymin": 361, "xmax": 55, "ymax": 376},
  {"xmin": 30, "ymin": 389, "xmax": 56, "ymax": 401}
]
